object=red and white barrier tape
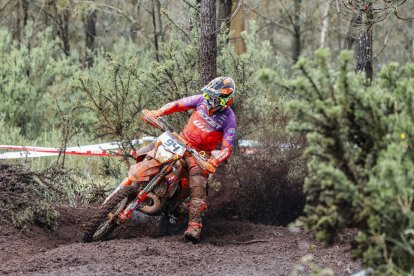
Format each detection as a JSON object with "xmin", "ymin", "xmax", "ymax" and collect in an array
[{"xmin": 0, "ymin": 137, "xmax": 155, "ymax": 159}]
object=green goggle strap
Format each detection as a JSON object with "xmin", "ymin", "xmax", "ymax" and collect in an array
[{"xmin": 203, "ymin": 92, "xmax": 228, "ymax": 106}]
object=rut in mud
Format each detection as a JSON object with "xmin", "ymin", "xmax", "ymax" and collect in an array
[{"xmin": 0, "ymin": 206, "xmax": 360, "ymax": 276}]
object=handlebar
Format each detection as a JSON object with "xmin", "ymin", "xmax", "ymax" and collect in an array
[
  {"xmin": 141, "ymin": 110, "xmax": 216, "ymax": 174},
  {"xmin": 141, "ymin": 109, "xmax": 171, "ymax": 132}
]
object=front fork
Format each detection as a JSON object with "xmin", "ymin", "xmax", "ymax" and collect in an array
[
  {"xmin": 103, "ymin": 177, "xmax": 133, "ymax": 205},
  {"xmin": 118, "ymin": 164, "xmax": 171, "ymax": 222}
]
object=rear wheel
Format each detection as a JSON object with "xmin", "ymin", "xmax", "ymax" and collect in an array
[{"xmin": 83, "ymin": 185, "xmax": 138, "ymax": 242}]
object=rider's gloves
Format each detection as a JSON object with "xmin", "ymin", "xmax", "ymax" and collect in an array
[
  {"xmin": 207, "ymin": 158, "xmax": 219, "ymax": 169},
  {"xmin": 149, "ymin": 109, "xmax": 163, "ymax": 118}
]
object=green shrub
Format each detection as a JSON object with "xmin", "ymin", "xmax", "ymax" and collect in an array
[
  {"xmin": 0, "ymin": 22, "xmax": 81, "ymax": 137},
  {"xmin": 287, "ymin": 49, "xmax": 414, "ymax": 273},
  {"xmin": 70, "ymin": 18, "xmax": 203, "ymax": 141},
  {"xmin": 0, "ymin": 115, "xmax": 29, "ymax": 146},
  {"xmin": 0, "ymin": 163, "xmax": 70, "ymax": 228}
]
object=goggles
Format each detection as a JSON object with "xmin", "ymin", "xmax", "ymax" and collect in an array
[{"xmin": 203, "ymin": 92, "xmax": 228, "ymax": 107}]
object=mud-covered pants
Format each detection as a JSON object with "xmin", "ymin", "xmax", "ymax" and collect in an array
[{"xmin": 183, "ymin": 154, "xmax": 208, "ymax": 226}]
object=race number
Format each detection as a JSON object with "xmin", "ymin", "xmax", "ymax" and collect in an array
[{"xmin": 159, "ymin": 132, "xmax": 186, "ymax": 157}]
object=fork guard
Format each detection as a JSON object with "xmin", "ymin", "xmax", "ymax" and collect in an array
[{"xmin": 128, "ymin": 158, "xmax": 160, "ymax": 182}]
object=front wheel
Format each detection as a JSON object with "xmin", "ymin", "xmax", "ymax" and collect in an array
[{"xmin": 83, "ymin": 185, "xmax": 138, "ymax": 242}]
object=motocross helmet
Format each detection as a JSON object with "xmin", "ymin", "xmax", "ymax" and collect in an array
[{"xmin": 201, "ymin": 76, "xmax": 235, "ymax": 116}]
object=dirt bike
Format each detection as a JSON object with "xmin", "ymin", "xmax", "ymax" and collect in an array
[{"xmin": 83, "ymin": 110, "xmax": 215, "ymax": 242}]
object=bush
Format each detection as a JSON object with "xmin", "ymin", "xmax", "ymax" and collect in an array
[
  {"xmin": 0, "ymin": 22, "xmax": 81, "ymax": 137},
  {"xmin": 0, "ymin": 163, "xmax": 71, "ymax": 228},
  {"xmin": 287, "ymin": 49, "xmax": 414, "ymax": 273}
]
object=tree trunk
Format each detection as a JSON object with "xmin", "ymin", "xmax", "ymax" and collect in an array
[
  {"xmin": 229, "ymin": 0, "xmax": 246, "ymax": 55},
  {"xmin": 61, "ymin": 10, "xmax": 70, "ymax": 56},
  {"xmin": 409, "ymin": 19, "xmax": 414, "ymax": 60},
  {"xmin": 52, "ymin": 3, "xmax": 71, "ymax": 56},
  {"xmin": 217, "ymin": 0, "xmax": 232, "ymax": 31},
  {"xmin": 345, "ymin": 12, "xmax": 359, "ymax": 50},
  {"xmin": 84, "ymin": 8, "xmax": 96, "ymax": 67},
  {"xmin": 152, "ymin": 0, "xmax": 163, "ymax": 62},
  {"xmin": 412, "ymin": 32, "xmax": 414, "ymax": 60},
  {"xmin": 355, "ymin": 5, "xmax": 373, "ymax": 84},
  {"xmin": 14, "ymin": 0, "xmax": 29, "ymax": 42},
  {"xmin": 320, "ymin": 0, "xmax": 330, "ymax": 48},
  {"xmin": 200, "ymin": 0, "xmax": 217, "ymax": 86},
  {"xmin": 129, "ymin": 0, "xmax": 140, "ymax": 41},
  {"xmin": 292, "ymin": 0, "xmax": 302, "ymax": 63}
]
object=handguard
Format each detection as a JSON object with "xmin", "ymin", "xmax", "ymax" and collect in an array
[
  {"xmin": 142, "ymin": 109, "xmax": 175, "ymax": 133},
  {"xmin": 141, "ymin": 109, "xmax": 164, "ymax": 130},
  {"xmin": 190, "ymin": 148, "xmax": 216, "ymax": 174}
]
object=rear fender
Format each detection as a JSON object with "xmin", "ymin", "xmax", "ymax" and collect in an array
[{"xmin": 128, "ymin": 158, "xmax": 160, "ymax": 182}]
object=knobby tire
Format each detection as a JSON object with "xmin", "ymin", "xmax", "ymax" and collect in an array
[{"xmin": 83, "ymin": 185, "xmax": 138, "ymax": 242}]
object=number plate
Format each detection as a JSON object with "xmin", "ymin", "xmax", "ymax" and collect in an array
[{"xmin": 158, "ymin": 132, "xmax": 186, "ymax": 157}]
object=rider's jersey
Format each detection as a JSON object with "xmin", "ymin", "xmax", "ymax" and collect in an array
[{"xmin": 158, "ymin": 94, "xmax": 236, "ymax": 164}]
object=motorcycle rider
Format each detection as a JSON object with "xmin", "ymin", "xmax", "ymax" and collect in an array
[{"xmin": 145, "ymin": 76, "xmax": 237, "ymax": 242}]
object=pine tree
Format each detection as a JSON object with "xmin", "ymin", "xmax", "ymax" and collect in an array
[{"xmin": 288, "ymin": 49, "xmax": 414, "ymax": 273}]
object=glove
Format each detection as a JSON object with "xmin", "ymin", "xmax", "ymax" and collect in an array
[
  {"xmin": 141, "ymin": 109, "xmax": 162, "ymax": 128},
  {"xmin": 148, "ymin": 109, "xmax": 163, "ymax": 118},
  {"xmin": 207, "ymin": 158, "xmax": 219, "ymax": 168}
]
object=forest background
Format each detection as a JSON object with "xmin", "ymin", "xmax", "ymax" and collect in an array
[{"xmin": 1, "ymin": 0, "xmax": 414, "ymax": 274}]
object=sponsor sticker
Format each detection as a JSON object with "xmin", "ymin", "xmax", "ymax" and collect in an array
[
  {"xmin": 194, "ymin": 120, "xmax": 213, "ymax": 132},
  {"xmin": 228, "ymin": 128, "xmax": 235, "ymax": 134}
]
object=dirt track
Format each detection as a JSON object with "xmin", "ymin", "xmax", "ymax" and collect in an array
[{"xmin": 0, "ymin": 207, "xmax": 360, "ymax": 275}]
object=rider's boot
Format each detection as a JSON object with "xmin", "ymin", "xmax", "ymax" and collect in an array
[
  {"xmin": 183, "ymin": 158, "xmax": 208, "ymax": 243},
  {"xmin": 184, "ymin": 198, "xmax": 207, "ymax": 243}
]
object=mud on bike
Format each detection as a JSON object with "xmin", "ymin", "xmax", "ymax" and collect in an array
[{"xmin": 83, "ymin": 110, "xmax": 215, "ymax": 242}]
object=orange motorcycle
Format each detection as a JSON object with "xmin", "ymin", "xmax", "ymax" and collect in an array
[{"xmin": 83, "ymin": 110, "xmax": 215, "ymax": 242}]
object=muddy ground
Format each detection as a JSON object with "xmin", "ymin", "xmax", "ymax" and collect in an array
[{"xmin": 0, "ymin": 206, "xmax": 360, "ymax": 276}]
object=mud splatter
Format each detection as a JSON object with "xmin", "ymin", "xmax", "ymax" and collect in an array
[{"xmin": 0, "ymin": 207, "xmax": 360, "ymax": 275}]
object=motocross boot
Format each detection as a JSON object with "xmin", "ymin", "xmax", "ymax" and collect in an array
[
  {"xmin": 184, "ymin": 198, "xmax": 207, "ymax": 243},
  {"xmin": 183, "ymin": 156, "xmax": 208, "ymax": 243}
]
